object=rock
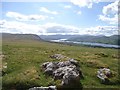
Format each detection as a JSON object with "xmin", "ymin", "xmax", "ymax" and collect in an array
[
  {"xmin": 97, "ymin": 68, "xmax": 112, "ymax": 84},
  {"xmin": 41, "ymin": 55, "xmax": 83, "ymax": 87},
  {"xmin": 42, "ymin": 62, "xmax": 58, "ymax": 75},
  {"xmin": 62, "ymin": 68, "xmax": 80, "ymax": 85},
  {"xmin": 69, "ymin": 59, "xmax": 79, "ymax": 67},
  {"xmin": 29, "ymin": 86, "xmax": 57, "ymax": 90},
  {"xmin": 50, "ymin": 54, "xmax": 70, "ymax": 60},
  {"xmin": 57, "ymin": 61, "xmax": 71, "ymax": 67}
]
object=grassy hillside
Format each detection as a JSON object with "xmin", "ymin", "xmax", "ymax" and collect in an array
[
  {"xmin": 2, "ymin": 33, "xmax": 42, "ymax": 42},
  {"xmin": 67, "ymin": 35, "xmax": 119, "ymax": 45},
  {"xmin": 1, "ymin": 34, "xmax": 119, "ymax": 90}
]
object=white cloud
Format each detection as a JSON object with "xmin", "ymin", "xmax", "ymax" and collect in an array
[
  {"xmin": 0, "ymin": 20, "xmax": 118, "ymax": 36},
  {"xmin": 0, "ymin": 20, "xmax": 44, "ymax": 34},
  {"xmin": 99, "ymin": 14, "xmax": 118, "ymax": 24},
  {"xmin": 64, "ymin": 5, "xmax": 72, "ymax": 9},
  {"xmin": 40, "ymin": 7, "xmax": 59, "ymax": 15},
  {"xmin": 85, "ymin": 25, "xmax": 118, "ymax": 36},
  {"xmin": 6, "ymin": 12, "xmax": 48, "ymax": 21},
  {"xmin": 70, "ymin": 0, "xmax": 93, "ymax": 8},
  {"xmin": 70, "ymin": 0, "xmax": 118, "ymax": 8},
  {"xmin": 77, "ymin": 11, "xmax": 82, "ymax": 15},
  {"xmin": 99, "ymin": 0, "xmax": 119, "ymax": 24}
]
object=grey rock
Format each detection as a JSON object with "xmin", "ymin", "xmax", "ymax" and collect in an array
[
  {"xmin": 29, "ymin": 86, "xmax": 57, "ymax": 90},
  {"xmin": 69, "ymin": 59, "xmax": 79, "ymax": 66},
  {"xmin": 41, "ymin": 57, "xmax": 83, "ymax": 86},
  {"xmin": 97, "ymin": 68, "xmax": 112, "ymax": 83},
  {"xmin": 42, "ymin": 62, "xmax": 58, "ymax": 75},
  {"xmin": 50, "ymin": 54, "xmax": 70, "ymax": 60}
]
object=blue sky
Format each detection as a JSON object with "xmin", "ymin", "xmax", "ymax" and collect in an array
[{"xmin": 0, "ymin": 0, "xmax": 119, "ymax": 36}]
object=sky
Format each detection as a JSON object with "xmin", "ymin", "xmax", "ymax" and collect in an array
[{"xmin": 0, "ymin": 0, "xmax": 119, "ymax": 36}]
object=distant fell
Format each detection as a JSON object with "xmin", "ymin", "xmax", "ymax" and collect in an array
[
  {"xmin": 67, "ymin": 35, "xmax": 120, "ymax": 45},
  {"xmin": 39, "ymin": 35, "xmax": 120, "ymax": 45},
  {"xmin": 2, "ymin": 33, "xmax": 42, "ymax": 41}
]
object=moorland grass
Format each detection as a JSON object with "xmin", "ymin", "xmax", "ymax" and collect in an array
[{"xmin": 1, "ymin": 39, "xmax": 120, "ymax": 90}]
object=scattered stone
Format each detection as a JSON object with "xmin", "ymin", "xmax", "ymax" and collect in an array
[
  {"xmin": 41, "ymin": 54, "xmax": 83, "ymax": 88},
  {"xmin": 50, "ymin": 54, "xmax": 70, "ymax": 60},
  {"xmin": 30, "ymin": 54, "xmax": 83, "ymax": 90},
  {"xmin": 29, "ymin": 86, "xmax": 57, "ymax": 90},
  {"xmin": 97, "ymin": 68, "xmax": 112, "ymax": 84}
]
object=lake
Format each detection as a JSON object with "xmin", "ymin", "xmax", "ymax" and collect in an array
[{"xmin": 50, "ymin": 39, "xmax": 120, "ymax": 49}]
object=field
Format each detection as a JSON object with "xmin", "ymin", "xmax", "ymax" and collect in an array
[{"xmin": 1, "ymin": 35, "xmax": 120, "ymax": 90}]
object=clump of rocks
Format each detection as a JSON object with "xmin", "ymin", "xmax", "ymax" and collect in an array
[
  {"xmin": 29, "ymin": 86, "xmax": 56, "ymax": 90},
  {"xmin": 50, "ymin": 54, "xmax": 70, "ymax": 60},
  {"xmin": 42, "ymin": 54, "xmax": 83, "ymax": 89},
  {"xmin": 97, "ymin": 68, "xmax": 112, "ymax": 84},
  {"xmin": 29, "ymin": 54, "xmax": 83, "ymax": 90}
]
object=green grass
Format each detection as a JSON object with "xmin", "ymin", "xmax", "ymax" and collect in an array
[{"xmin": 2, "ymin": 39, "xmax": 120, "ymax": 90}]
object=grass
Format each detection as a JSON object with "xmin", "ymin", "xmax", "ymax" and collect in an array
[{"xmin": 1, "ymin": 38, "xmax": 120, "ymax": 90}]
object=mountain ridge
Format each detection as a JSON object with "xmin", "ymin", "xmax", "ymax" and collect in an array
[{"xmin": 39, "ymin": 35, "xmax": 119, "ymax": 45}]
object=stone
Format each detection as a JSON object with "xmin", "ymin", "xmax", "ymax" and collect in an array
[
  {"xmin": 41, "ymin": 59, "xmax": 83, "ymax": 87},
  {"xmin": 42, "ymin": 62, "xmax": 58, "ymax": 75},
  {"xmin": 50, "ymin": 54, "xmax": 70, "ymax": 60},
  {"xmin": 29, "ymin": 86, "xmax": 57, "ymax": 90},
  {"xmin": 69, "ymin": 59, "xmax": 79, "ymax": 66},
  {"xmin": 97, "ymin": 68, "xmax": 112, "ymax": 84},
  {"xmin": 38, "ymin": 54, "xmax": 83, "ymax": 89}
]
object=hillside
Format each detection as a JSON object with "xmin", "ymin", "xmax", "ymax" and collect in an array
[
  {"xmin": 67, "ymin": 35, "xmax": 120, "ymax": 45},
  {"xmin": 1, "ymin": 34, "xmax": 119, "ymax": 90},
  {"xmin": 2, "ymin": 33, "xmax": 42, "ymax": 41},
  {"xmin": 39, "ymin": 35, "xmax": 79, "ymax": 41}
]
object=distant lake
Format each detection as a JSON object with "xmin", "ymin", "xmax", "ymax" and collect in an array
[{"xmin": 50, "ymin": 39, "xmax": 120, "ymax": 49}]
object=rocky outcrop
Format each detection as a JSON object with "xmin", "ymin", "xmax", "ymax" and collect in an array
[
  {"xmin": 97, "ymin": 68, "xmax": 112, "ymax": 84},
  {"xmin": 42, "ymin": 55, "xmax": 83, "ymax": 88},
  {"xmin": 50, "ymin": 54, "xmax": 70, "ymax": 60},
  {"xmin": 29, "ymin": 54, "xmax": 83, "ymax": 90}
]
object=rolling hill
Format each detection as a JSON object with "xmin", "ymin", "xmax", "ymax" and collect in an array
[
  {"xmin": 40, "ymin": 35, "xmax": 119, "ymax": 45},
  {"xmin": 67, "ymin": 35, "xmax": 120, "ymax": 45},
  {"xmin": 2, "ymin": 33, "xmax": 42, "ymax": 41},
  {"xmin": 1, "ymin": 33, "xmax": 119, "ymax": 90}
]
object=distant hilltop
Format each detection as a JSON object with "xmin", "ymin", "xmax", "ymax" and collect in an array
[
  {"xmin": 2, "ymin": 33, "xmax": 42, "ymax": 41},
  {"xmin": 40, "ymin": 34, "xmax": 120, "ymax": 45}
]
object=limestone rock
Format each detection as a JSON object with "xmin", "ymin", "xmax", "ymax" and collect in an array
[
  {"xmin": 41, "ymin": 55, "xmax": 83, "ymax": 87},
  {"xmin": 29, "ymin": 86, "xmax": 57, "ymax": 90},
  {"xmin": 97, "ymin": 68, "xmax": 112, "ymax": 84}
]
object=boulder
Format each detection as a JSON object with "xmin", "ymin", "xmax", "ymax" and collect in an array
[
  {"xmin": 42, "ymin": 62, "xmax": 58, "ymax": 75},
  {"xmin": 50, "ymin": 54, "xmax": 70, "ymax": 60},
  {"xmin": 97, "ymin": 68, "xmax": 112, "ymax": 84},
  {"xmin": 41, "ymin": 57, "xmax": 83, "ymax": 87},
  {"xmin": 29, "ymin": 86, "xmax": 57, "ymax": 90}
]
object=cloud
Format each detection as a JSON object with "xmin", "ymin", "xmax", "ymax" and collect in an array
[
  {"xmin": 64, "ymin": 5, "xmax": 72, "ymax": 9},
  {"xmin": 6, "ymin": 12, "xmax": 48, "ymax": 21},
  {"xmin": 40, "ymin": 7, "xmax": 59, "ymax": 15},
  {"xmin": 77, "ymin": 11, "xmax": 82, "ymax": 15},
  {"xmin": 99, "ymin": 0, "xmax": 119, "ymax": 24},
  {"xmin": 0, "ymin": 20, "xmax": 44, "ymax": 34},
  {"xmin": 70, "ymin": 0, "xmax": 93, "ymax": 8},
  {"xmin": 99, "ymin": 14, "xmax": 118, "ymax": 24},
  {"xmin": 42, "ymin": 23, "xmax": 79, "ymax": 34},
  {"xmin": 70, "ymin": 0, "xmax": 117, "ymax": 8},
  {"xmin": 0, "ymin": 20, "xmax": 118, "ymax": 36},
  {"xmin": 85, "ymin": 25, "xmax": 118, "ymax": 36}
]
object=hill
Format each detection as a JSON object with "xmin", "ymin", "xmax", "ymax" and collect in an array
[
  {"xmin": 2, "ymin": 33, "xmax": 42, "ymax": 41},
  {"xmin": 39, "ymin": 35, "xmax": 79, "ymax": 40},
  {"xmin": 67, "ymin": 35, "xmax": 120, "ymax": 45},
  {"xmin": 1, "ymin": 33, "xmax": 119, "ymax": 90}
]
